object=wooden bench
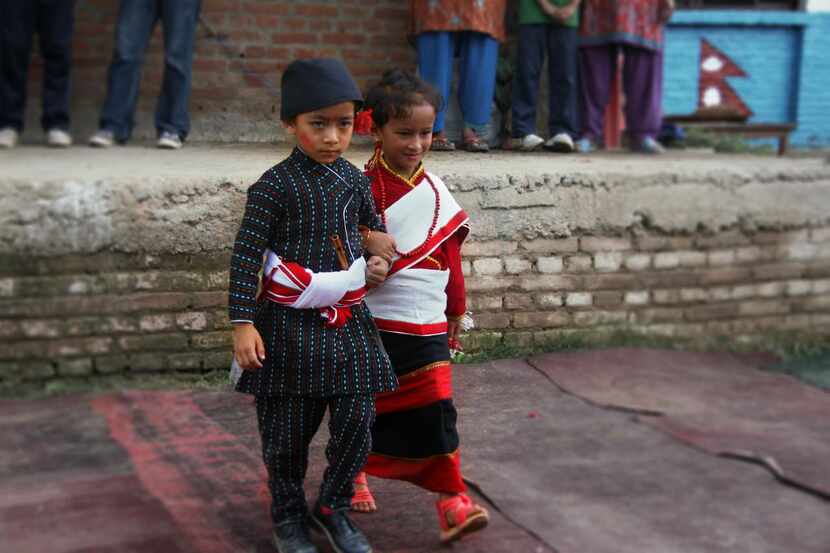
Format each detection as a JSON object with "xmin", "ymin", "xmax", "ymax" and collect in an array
[{"xmin": 664, "ymin": 117, "xmax": 796, "ymax": 156}]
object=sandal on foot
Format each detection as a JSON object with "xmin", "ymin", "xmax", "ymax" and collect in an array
[
  {"xmin": 430, "ymin": 132, "xmax": 456, "ymax": 151},
  {"xmin": 350, "ymin": 471, "xmax": 377, "ymax": 513},
  {"xmin": 436, "ymin": 493, "xmax": 489, "ymax": 543},
  {"xmin": 462, "ymin": 129, "xmax": 490, "ymax": 152}
]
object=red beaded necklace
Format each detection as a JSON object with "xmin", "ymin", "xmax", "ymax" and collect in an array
[{"xmin": 375, "ymin": 159, "xmax": 441, "ymax": 259}]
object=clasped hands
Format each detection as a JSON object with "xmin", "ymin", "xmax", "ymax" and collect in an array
[{"xmin": 363, "ymin": 230, "xmax": 396, "ymax": 288}]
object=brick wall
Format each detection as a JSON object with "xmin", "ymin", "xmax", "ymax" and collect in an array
[
  {"xmin": 460, "ymin": 227, "xmax": 830, "ymax": 350},
  {"xmin": 22, "ymin": 0, "xmax": 415, "ymax": 142},
  {"xmin": 2, "ymin": 227, "xmax": 829, "ymax": 383}
]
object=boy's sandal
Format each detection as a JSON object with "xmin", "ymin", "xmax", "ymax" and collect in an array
[
  {"xmin": 350, "ymin": 471, "xmax": 377, "ymax": 513},
  {"xmin": 463, "ymin": 134, "xmax": 490, "ymax": 153},
  {"xmin": 430, "ymin": 135, "xmax": 456, "ymax": 151},
  {"xmin": 436, "ymin": 493, "xmax": 490, "ymax": 544}
]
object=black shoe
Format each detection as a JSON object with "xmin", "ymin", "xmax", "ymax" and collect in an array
[
  {"xmin": 310, "ymin": 504, "xmax": 372, "ymax": 553},
  {"xmin": 272, "ymin": 516, "xmax": 319, "ymax": 553}
]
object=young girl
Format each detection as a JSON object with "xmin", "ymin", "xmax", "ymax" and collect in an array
[{"xmin": 354, "ymin": 69, "xmax": 489, "ymax": 544}]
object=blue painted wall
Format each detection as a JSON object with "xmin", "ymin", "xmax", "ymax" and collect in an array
[
  {"xmin": 793, "ymin": 13, "xmax": 830, "ymax": 147},
  {"xmin": 663, "ymin": 11, "xmax": 830, "ymax": 148}
]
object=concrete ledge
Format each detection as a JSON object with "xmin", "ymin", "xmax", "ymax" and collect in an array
[{"xmin": 2, "ymin": 146, "xmax": 829, "ymax": 255}]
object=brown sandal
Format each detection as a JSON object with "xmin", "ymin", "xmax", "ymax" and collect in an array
[
  {"xmin": 430, "ymin": 132, "xmax": 456, "ymax": 151},
  {"xmin": 462, "ymin": 129, "xmax": 489, "ymax": 152}
]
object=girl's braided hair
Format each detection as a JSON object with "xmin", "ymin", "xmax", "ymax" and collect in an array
[{"xmin": 364, "ymin": 68, "xmax": 444, "ymax": 128}]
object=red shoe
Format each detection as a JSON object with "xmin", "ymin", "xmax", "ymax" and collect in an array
[
  {"xmin": 350, "ymin": 471, "xmax": 376, "ymax": 513},
  {"xmin": 436, "ymin": 493, "xmax": 489, "ymax": 543}
]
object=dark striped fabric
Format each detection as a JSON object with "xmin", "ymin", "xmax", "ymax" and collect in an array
[
  {"xmin": 228, "ymin": 148, "xmax": 397, "ymax": 397},
  {"xmin": 256, "ymin": 394, "xmax": 375, "ymax": 522}
]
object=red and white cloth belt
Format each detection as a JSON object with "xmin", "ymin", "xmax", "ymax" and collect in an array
[{"xmin": 259, "ymin": 249, "xmax": 367, "ymax": 328}]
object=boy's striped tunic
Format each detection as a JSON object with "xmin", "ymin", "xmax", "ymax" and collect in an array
[{"xmin": 228, "ymin": 148, "xmax": 397, "ymax": 398}]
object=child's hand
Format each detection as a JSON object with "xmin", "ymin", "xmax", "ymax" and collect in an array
[
  {"xmin": 537, "ymin": 0, "xmax": 558, "ymax": 18},
  {"xmin": 365, "ymin": 255, "xmax": 389, "ymax": 288},
  {"xmin": 447, "ymin": 319, "xmax": 461, "ymax": 344},
  {"xmin": 363, "ymin": 230, "xmax": 396, "ymax": 264},
  {"xmin": 555, "ymin": 2, "xmax": 578, "ymax": 22},
  {"xmin": 233, "ymin": 323, "xmax": 266, "ymax": 370}
]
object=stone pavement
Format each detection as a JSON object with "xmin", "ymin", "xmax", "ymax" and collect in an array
[{"xmin": 1, "ymin": 348, "xmax": 828, "ymax": 553}]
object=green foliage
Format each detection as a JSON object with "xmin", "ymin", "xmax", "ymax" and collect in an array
[{"xmin": 2, "ymin": 330, "xmax": 827, "ymax": 399}]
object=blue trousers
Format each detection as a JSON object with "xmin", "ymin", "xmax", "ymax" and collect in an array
[
  {"xmin": 416, "ymin": 31, "xmax": 499, "ymax": 133},
  {"xmin": 0, "ymin": 0, "xmax": 75, "ymax": 132},
  {"xmin": 512, "ymin": 24, "xmax": 578, "ymax": 138},
  {"xmin": 99, "ymin": 0, "xmax": 201, "ymax": 141}
]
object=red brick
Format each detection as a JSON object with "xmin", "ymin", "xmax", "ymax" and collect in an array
[
  {"xmin": 247, "ymin": 3, "xmax": 291, "ymax": 15},
  {"xmin": 474, "ymin": 313, "xmax": 512, "ymax": 330},
  {"xmin": 699, "ymin": 268, "xmax": 753, "ymax": 285},
  {"xmin": 513, "ymin": 311, "xmax": 570, "ymax": 329},
  {"xmin": 685, "ymin": 303, "xmax": 740, "ymax": 321},
  {"xmin": 272, "ymin": 32, "xmax": 317, "ymax": 44},
  {"xmin": 294, "ymin": 4, "xmax": 339, "ymax": 17},
  {"xmin": 751, "ymin": 263, "xmax": 805, "ymax": 281},
  {"xmin": 582, "ymin": 274, "xmax": 638, "ymax": 290}
]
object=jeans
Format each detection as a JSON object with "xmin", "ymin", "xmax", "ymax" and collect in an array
[
  {"xmin": 416, "ymin": 31, "xmax": 499, "ymax": 133},
  {"xmin": 0, "ymin": 0, "xmax": 75, "ymax": 132},
  {"xmin": 99, "ymin": 0, "xmax": 201, "ymax": 141},
  {"xmin": 511, "ymin": 24, "xmax": 578, "ymax": 139}
]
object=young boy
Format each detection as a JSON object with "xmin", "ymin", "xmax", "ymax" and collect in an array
[
  {"xmin": 228, "ymin": 58, "xmax": 397, "ymax": 553},
  {"xmin": 512, "ymin": 0, "xmax": 581, "ymax": 152}
]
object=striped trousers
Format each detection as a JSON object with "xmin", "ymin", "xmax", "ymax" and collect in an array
[{"xmin": 255, "ymin": 394, "xmax": 375, "ymax": 523}]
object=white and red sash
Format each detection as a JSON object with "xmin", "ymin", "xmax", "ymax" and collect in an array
[
  {"xmin": 259, "ymin": 249, "xmax": 367, "ymax": 328},
  {"xmin": 365, "ymin": 171, "xmax": 469, "ymax": 336},
  {"xmin": 384, "ymin": 172, "xmax": 469, "ymax": 277}
]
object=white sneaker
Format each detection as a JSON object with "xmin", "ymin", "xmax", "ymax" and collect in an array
[
  {"xmin": 515, "ymin": 134, "xmax": 544, "ymax": 151},
  {"xmin": 634, "ymin": 136, "xmax": 666, "ymax": 155},
  {"xmin": 47, "ymin": 128, "xmax": 72, "ymax": 147},
  {"xmin": 157, "ymin": 131, "xmax": 183, "ymax": 149},
  {"xmin": 0, "ymin": 127, "xmax": 19, "ymax": 149},
  {"xmin": 544, "ymin": 133, "xmax": 575, "ymax": 153},
  {"xmin": 89, "ymin": 129, "xmax": 115, "ymax": 148}
]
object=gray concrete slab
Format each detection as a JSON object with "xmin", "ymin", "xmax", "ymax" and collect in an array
[
  {"xmin": 1, "ymin": 354, "xmax": 828, "ymax": 552},
  {"xmin": 456, "ymin": 358, "xmax": 830, "ymax": 553},
  {"xmin": 527, "ymin": 348, "xmax": 830, "ymax": 499},
  {"xmin": 2, "ymin": 145, "xmax": 829, "ymax": 256}
]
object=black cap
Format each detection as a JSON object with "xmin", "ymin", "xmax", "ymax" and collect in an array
[{"xmin": 280, "ymin": 58, "xmax": 363, "ymax": 121}]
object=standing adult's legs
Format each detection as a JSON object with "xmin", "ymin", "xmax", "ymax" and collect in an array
[
  {"xmin": 456, "ymin": 31, "xmax": 499, "ymax": 131},
  {"xmin": 547, "ymin": 26, "xmax": 578, "ymax": 138},
  {"xmin": 318, "ymin": 394, "xmax": 375, "ymax": 510},
  {"xmin": 511, "ymin": 24, "xmax": 546, "ymax": 139},
  {"xmin": 256, "ymin": 395, "xmax": 328, "ymax": 524},
  {"xmin": 157, "ymin": 0, "xmax": 200, "ymax": 140},
  {"xmin": 416, "ymin": 31, "xmax": 454, "ymax": 134},
  {"xmin": 37, "ymin": 0, "xmax": 75, "ymax": 132},
  {"xmin": 622, "ymin": 45, "xmax": 663, "ymax": 144},
  {"xmin": 577, "ymin": 45, "xmax": 615, "ymax": 143},
  {"xmin": 0, "ymin": 0, "xmax": 36, "ymax": 132},
  {"xmin": 98, "ymin": 0, "xmax": 158, "ymax": 141}
]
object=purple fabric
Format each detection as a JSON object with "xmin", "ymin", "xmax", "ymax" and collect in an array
[{"xmin": 578, "ymin": 45, "xmax": 663, "ymax": 143}]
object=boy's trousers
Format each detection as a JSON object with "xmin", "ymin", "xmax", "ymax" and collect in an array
[
  {"xmin": 512, "ymin": 24, "xmax": 578, "ymax": 139},
  {"xmin": 255, "ymin": 393, "xmax": 375, "ymax": 524}
]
